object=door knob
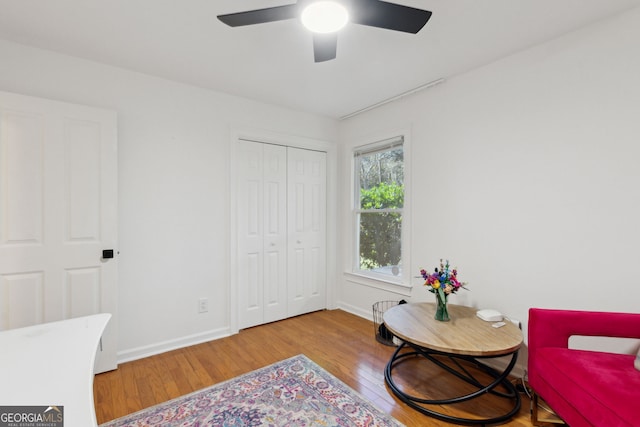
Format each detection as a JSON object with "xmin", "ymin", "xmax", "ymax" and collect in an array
[{"xmin": 102, "ymin": 249, "xmax": 114, "ymax": 259}]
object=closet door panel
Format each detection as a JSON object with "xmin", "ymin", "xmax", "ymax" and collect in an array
[
  {"xmin": 236, "ymin": 141, "xmax": 265, "ymax": 329},
  {"xmin": 287, "ymin": 147, "xmax": 326, "ymax": 317},
  {"xmin": 262, "ymin": 144, "xmax": 287, "ymax": 323},
  {"xmin": 236, "ymin": 141, "xmax": 326, "ymax": 328},
  {"xmin": 237, "ymin": 141, "xmax": 287, "ymax": 328}
]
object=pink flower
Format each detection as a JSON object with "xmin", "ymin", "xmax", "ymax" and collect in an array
[{"xmin": 418, "ymin": 259, "xmax": 468, "ymax": 295}]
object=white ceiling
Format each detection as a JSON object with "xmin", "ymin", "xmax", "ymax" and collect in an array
[{"xmin": 1, "ymin": 0, "xmax": 639, "ymax": 118}]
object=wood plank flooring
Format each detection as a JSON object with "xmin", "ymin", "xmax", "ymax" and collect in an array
[{"xmin": 93, "ymin": 309, "xmax": 534, "ymax": 426}]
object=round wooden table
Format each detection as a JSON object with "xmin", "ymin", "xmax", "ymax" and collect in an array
[{"xmin": 383, "ymin": 303, "xmax": 523, "ymax": 425}]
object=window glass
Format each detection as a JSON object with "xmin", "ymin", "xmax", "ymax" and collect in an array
[{"xmin": 354, "ymin": 139, "xmax": 404, "ymax": 278}]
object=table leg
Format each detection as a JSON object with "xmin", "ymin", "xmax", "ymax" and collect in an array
[{"xmin": 385, "ymin": 342, "xmax": 521, "ymax": 425}]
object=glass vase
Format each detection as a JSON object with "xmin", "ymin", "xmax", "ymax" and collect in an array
[{"xmin": 435, "ymin": 293, "xmax": 450, "ymax": 322}]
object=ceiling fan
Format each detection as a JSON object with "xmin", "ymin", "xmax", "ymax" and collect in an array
[{"xmin": 217, "ymin": 0, "xmax": 432, "ymax": 62}]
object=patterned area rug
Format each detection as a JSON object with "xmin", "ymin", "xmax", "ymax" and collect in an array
[{"xmin": 100, "ymin": 354, "xmax": 403, "ymax": 426}]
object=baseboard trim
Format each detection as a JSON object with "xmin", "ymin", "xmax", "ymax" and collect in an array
[
  {"xmin": 117, "ymin": 327, "xmax": 232, "ymax": 365},
  {"xmin": 482, "ymin": 357, "xmax": 527, "ymax": 380},
  {"xmin": 337, "ymin": 302, "xmax": 373, "ymax": 322}
]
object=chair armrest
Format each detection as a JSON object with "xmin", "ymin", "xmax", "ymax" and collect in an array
[{"xmin": 528, "ymin": 308, "xmax": 640, "ymax": 353}]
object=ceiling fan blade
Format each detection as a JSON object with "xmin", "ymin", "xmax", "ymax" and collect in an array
[
  {"xmin": 217, "ymin": 4, "xmax": 298, "ymax": 27},
  {"xmin": 349, "ymin": 0, "xmax": 432, "ymax": 34},
  {"xmin": 313, "ymin": 33, "xmax": 337, "ymax": 62}
]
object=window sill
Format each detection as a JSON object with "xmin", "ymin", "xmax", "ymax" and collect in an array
[{"xmin": 344, "ymin": 271, "xmax": 413, "ymax": 296}]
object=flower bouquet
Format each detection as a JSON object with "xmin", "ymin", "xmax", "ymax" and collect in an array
[{"xmin": 419, "ymin": 259, "xmax": 467, "ymax": 321}]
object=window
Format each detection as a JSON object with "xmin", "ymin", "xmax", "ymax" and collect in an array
[{"xmin": 354, "ymin": 136, "xmax": 404, "ymax": 280}]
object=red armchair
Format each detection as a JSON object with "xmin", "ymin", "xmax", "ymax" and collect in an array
[{"xmin": 528, "ymin": 308, "xmax": 640, "ymax": 427}]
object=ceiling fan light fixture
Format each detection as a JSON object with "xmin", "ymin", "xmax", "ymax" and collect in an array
[{"xmin": 301, "ymin": 1, "xmax": 349, "ymax": 34}]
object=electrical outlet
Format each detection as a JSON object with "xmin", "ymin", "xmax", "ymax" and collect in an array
[{"xmin": 198, "ymin": 298, "xmax": 208, "ymax": 313}]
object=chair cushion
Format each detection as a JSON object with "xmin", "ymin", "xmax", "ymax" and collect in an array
[{"xmin": 535, "ymin": 347, "xmax": 640, "ymax": 427}]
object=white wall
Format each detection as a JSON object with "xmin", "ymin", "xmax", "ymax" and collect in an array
[
  {"xmin": 337, "ymin": 6, "xmax": 640, "ymax": 361},
  {"xmin": 0, "ymin": 39, "xmax": 338, "ymax": 361},
  {"xmin": 2, "ymin": 5, "xmax": 639, "ymax": 369}
]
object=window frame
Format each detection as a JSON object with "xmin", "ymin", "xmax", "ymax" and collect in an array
[{"xmin": 351, "ymin": 131, "xmax": 411, "ymax": 288}]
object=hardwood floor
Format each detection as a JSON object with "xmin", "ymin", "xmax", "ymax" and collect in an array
[{"xmin": 93, "ymin": 309, "xmax": 534, "ymax": 426}]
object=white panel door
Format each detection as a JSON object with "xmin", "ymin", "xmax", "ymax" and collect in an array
[
  {"xmin": 0, "ymin": 91, "xmax": 118, "ymax": 373},
  {"xmin": 287, "ymin": 147, "xmax": 326, "ymax": 316},
  {"xmin": 236, "ymin": 140, "xmax": 287, "ymax": 329},
  {"xmin": 262, "ymin": 144, "xmax": 288, "ymax": 323}
]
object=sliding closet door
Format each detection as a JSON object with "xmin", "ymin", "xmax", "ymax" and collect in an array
[
  {"xmin": 236, "ymin": 140, "xmax": 288, "ymax": 329},
  {"xmin": 287, "ymin": 147, "xmax": 326, "ymax": 317}
]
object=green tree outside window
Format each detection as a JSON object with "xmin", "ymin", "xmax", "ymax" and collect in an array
[{"xmin": 355, "ymin": 143, "xmax": 404, "ymax": 274}]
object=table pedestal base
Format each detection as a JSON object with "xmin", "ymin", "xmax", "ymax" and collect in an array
[{"xmin": 385, "ymin": 341, "xmax": 521, "ymax": 426}]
